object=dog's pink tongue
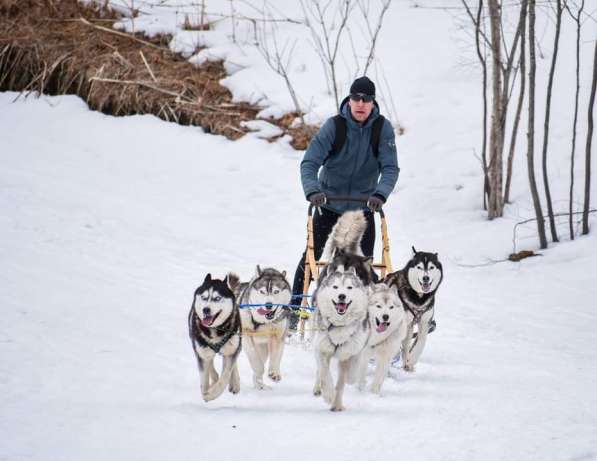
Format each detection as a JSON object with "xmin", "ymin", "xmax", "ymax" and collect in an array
[
  {"xmin": 336, "ymin": 303, "xmax": 347, "ymax": 314},
  {"xmin": 257, "ymin": 308, "xmax": 268, "ymax": 315},
  {"xmin": 376, "ymin": 322, "xmax": 388, "ymax": 333},
  {"xmin": 202, "ymin": 316, "xmax": 213, "ymax": 327}
]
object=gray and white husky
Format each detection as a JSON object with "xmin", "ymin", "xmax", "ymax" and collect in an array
[
  {"xmin": 384, "ymin": 247, "xmax": 444, "ymax": 372},
  {"xmin": 357, "ymin": 282, "xmax": 407, "ymax": 394},
  {"xmin": 312, "ymin": 210, "xmax": 372, "ymax": 411},
  {"xmin": 235, "ymin": 266, "xmax": 291, "ymax": 390},
  {"xmin": 188, "ymin": 273, "xmax": 242, "ymax": 402}
]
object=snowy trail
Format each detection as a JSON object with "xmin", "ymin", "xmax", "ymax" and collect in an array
[{"xmin": 1, "ymin": 93, "xmax": 596, "ymax": 460}]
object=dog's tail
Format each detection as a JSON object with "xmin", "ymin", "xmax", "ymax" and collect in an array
[{"xmin": 321, "ymin": 210, "xmax": 367, "ymax": 261}]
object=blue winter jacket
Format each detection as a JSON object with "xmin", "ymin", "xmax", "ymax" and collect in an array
[{"xmin": 300, "ymin": 97, "xmax": 399, "ymax": 213}]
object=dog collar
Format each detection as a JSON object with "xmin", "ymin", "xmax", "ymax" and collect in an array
[{"xmin": 194, "ymin": 310, "xmax": 240, "ymax": 353}]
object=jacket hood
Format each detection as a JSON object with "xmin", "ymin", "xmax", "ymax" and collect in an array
[{"xmin": 339, "ymin": 96, "xmax": 381, "ymax": 129}]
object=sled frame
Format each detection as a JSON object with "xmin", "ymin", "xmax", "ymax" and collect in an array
[{"xmin": 298, "ymin": 196, "xmax": 393, "ymax": 339}]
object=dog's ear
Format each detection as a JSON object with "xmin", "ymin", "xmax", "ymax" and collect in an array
[
  {"xmin": 412, "ymin": 246, "xmax": 418, "ymax": 255},
  {"xmin": 363, "ymin": 256, "xmax": 374, "ymax": 266},
  {"xmin": 281, "ymin": 270, "xmax": 287, "ymax": 278},
  {"xmin": 434, "ymin": 252, "xmax": 439, "ymax": 258},
  {"xmin": 203, "ymin": 273, "xmax": 212, "ymax": 284},
  {"xmin": 226, "ymin": 272, "xmax": 241, "ymax": 291},
  {"xmin": 256, "ymin": 265, "xmax": 262, "ymax": 276},
  {"xmin": 348, "ymin": 266, "xmax": 357, "ymax": 276}
]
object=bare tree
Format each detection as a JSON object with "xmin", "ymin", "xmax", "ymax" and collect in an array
[
  {"xmin": 488, "ymin": 0, "xmax": 504, "ymax": 219},
  {"xmin": 200, "ymin": 0, "xmax": 206, "ymax": 28},
  {"xmin": 229, "ymin": 0, "xmax": 237, "ymax": 43},
  {"xmin": 356, "ymin": 0, "xmax": 392, "ymax": 75},
  {"xmin": 566, "ymin": 0, "xmax": 584, "ymax": 239},
  {"xmin": 255, "ymin": 9, "xmax": 305, "ymax": 123},
  {"xmin": 583, "ymin": 39, "xmax": 596, "ymax": 235},
  {"xmin": 504, "ymin": 10, "xmax": 526, "ymax": 204},
  {"xmin": 527, "ymin": 0, "xmax": 548, "ymax": 248},
  {"xmin": 540, "ymin": 0, "xmax": 563, "ymax": 243},
  {"xmin": 462, "ymin": 0, "xmax": 523, "ymax": 211},
  {"xmin": 462, "ymin": 0, "xmax": 490, "ymax": 209},
  {"xmin": 300, "ymin": 0, "xmax": 353, "ymax": 108}
]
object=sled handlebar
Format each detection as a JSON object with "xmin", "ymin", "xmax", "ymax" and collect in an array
[{"xmin": 307, "ymin": 195, "xmax": 385, "ymax": 218}]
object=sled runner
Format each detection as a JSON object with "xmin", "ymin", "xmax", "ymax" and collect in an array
[{"xmin": 297, "ymin": 195, "xmax": 393, "ymax": 338}]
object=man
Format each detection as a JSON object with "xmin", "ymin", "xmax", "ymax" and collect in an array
[{"xmin": 289, "ymin": 76, "xmax": 399, "ymax": 329}]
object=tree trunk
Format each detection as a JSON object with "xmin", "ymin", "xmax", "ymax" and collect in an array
[
  {"xmin": 583, "ymin": 40, "xmax": 597, "ymax": 235},
  {"xmin": 499, "ymin": 5, "xmax": 524, "ymax": 151},
  {"xmin": 476, "ymin": 0, "xmax": 489, "ymax": 209},
  {"xmin": 541, "ymin": 0, "xmax": 562, "ymax": 243},
  {"xmin": 527, "ymin": 0, "xmax": 547, "ymax": 248},
  {"xmin": 504, "ymin": 3, "xmax": 527, "ymax": 204},
  {"xmin": 568, "ymin": 1, "xmax": 583, "ymax": 240},
  {"xmin": 461, "ymin": 0, "xmax": 489, "ymax": 209},
  {"xmin": 488, "ymin": 0, "xmax": 504, "ymax": 219}
]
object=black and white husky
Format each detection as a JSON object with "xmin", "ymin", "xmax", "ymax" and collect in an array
[
  {"xmin": 384, "ymin": 248, "xmax": 443, "ymax": 372},
  {"xmin": 312, "ymin": 210, "xmax": 372, "ymax": 411},
  {"xmin": 235, "ymin": 266, "xmax": 291, "ymax": 390},
  {"xmin": 357, "ymin": 282, "xmax": 407, "ymax": 394},
  {"xmin": 188, "ymin": 273, "xmax": 242, "ymax": 402}
]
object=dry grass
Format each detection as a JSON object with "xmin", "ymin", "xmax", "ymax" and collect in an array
[{"xmin": 0, "ymin": 0, "xmax": 318, "ymax": 146}]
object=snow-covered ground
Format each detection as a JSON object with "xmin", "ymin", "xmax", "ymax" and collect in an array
[{"xmin": 2, "ymin": 1, "xmax": 597, "ymax": 460}]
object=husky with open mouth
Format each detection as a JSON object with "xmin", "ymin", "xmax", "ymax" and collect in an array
[
  {"xmin": 236, "ymin": 266, "xmax": 291, "ymax": 389},
  {"xmin": 312, "ymin": 210, "xmax": 373, "ymax": 411},
  {"xmin": 357, "ymin": 282, "xmax": 407, "ymax": 394},
  {"xmin": 384, "ymin": 247, "xmax": 443, "ymax": 372},
  {"xmin": 188, "ymin": 273, "xmax": 242, "ymax": 402},
  {"xmin": 313, "ymin": 267, "xmax": 370, "ymax": 411}
]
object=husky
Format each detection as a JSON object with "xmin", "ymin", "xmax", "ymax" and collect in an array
[
  {"xmin": 312, "ymin": 268, "xmax": 370, "ymax": 411},
  {"xmin": 188, "ymin": 273, "xmax": 242, "ymax": 402},
  {"xmin": 235, "ymin": 266, "xmax": 291, "ymax": 390},
  {"xmin": 357, "ymin": 282, "xmax": 407, "ymax": 394},
  {"xmin": 312, "ymin": 210, "xmax": 372, "ymax": 411},
  {"xmin": 384, "ymin": 247, "xmax": 443, "ymax": 372}
]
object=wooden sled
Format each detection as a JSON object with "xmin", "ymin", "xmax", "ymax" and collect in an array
[{"xmin": 297, "ymin": 196, "xmax": 394, "ymax": 339}]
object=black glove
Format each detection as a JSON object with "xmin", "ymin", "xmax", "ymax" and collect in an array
[
  {"xmin": 308, "ymin": 192, "xmax": 327, "ymax": 207},
  {"xmin": 367, "ymin": 194, "xmax": 385, "ymax": 211}
]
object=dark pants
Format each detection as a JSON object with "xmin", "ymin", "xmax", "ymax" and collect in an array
[{"xmin": 288, "ymin": 207, "xmax": 376, "ymax": 329}]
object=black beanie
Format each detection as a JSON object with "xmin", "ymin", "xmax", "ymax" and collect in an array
[{"xmin": 350, "ymin": 76, "xmax": 376, "ymax": 97}]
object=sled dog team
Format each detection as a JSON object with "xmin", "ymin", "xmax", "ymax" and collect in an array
[{"xmin": 188, "ymin": 210, "xmax": 443, "ymax": 411}]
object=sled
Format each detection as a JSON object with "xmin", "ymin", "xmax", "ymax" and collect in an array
[{"xmin": 297, "ymin": 196, "xmax": 394, "ymax": 339}]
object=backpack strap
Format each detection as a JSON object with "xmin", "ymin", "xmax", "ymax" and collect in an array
[
  {"xmin": 324, "ymin": 114, "xmax": 385, "ymax": 163},
  {"xmin": 330, "ymin": 115, "xmax": 347, "ymax": 156},
  {"xmin": 370, "ymin": 115, "xmax": 385, "ymax": 158}
]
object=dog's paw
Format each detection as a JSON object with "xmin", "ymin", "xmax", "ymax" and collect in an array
[
  {"xmin": 370, "ymin": 383, "xmax": 382, "ymax": 395},
  {"xmin": 254, "ymin": 381, "xmax": 272, "ymax": 391},
  {"xmin": 202, "ymin": 390, "xmax": 216, "ymax": 402},
  {"xmin": 403, "ymin": 364, "xmax": 416, "ymax": 373},
  {"xmin": 357, "ymin": 381, "xmax": 366, "ymax": 392},
  {"xmin": 229, "ymin": 382, "xmax": 240, "ymax": 394},
  {"xmin": 268, "ymin": 371, "xmax": 282, "ymax": 382},
  {"xmin": 330, "ymin": 404, "xmax": 345, "ymax": 412},
  {"xmin": 313, "ymin": 388, "xmax": 322, "ymax": 397}
]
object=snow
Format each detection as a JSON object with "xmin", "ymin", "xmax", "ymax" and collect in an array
[{"xmin": 2, "ymin": 0, "xmax": 597, "ymax": 459}]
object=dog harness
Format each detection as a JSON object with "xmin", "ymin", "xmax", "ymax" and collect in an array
[
  {"xmin": 321, "ymin": 314, "xmax": 370, "ymax": 352},
  {"xmin": 192, "ymin": 310, "xmax": 241, "ymax": 354}
]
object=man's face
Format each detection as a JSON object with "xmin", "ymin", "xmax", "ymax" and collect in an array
[{"xmin": 348, "ymin": 96, "xmax": 374, "ymax": 123}]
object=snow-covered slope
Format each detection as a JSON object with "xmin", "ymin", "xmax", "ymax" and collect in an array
[{"xmin": 1, "ymin": 90, "xmax": 596, "ymax": 460}]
